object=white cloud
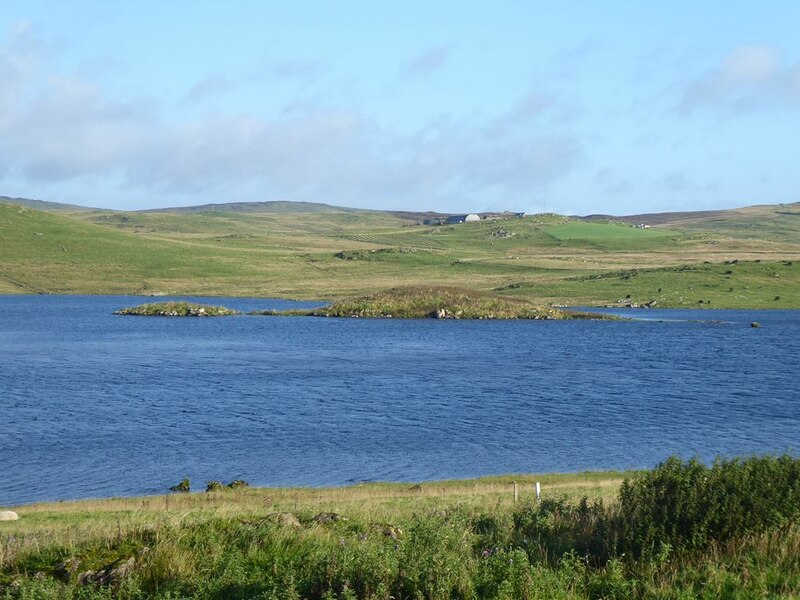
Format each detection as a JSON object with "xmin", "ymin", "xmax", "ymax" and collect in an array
[
  {"xmin": 1, "ymin": 73, "xmax": 154, "ymax": 181},
  {"xmin": 0, "ymin": 27, "xmax": 581, "ymax": 211},
  {"xmin": 679, "ymin": 45, "xmax": 800, "ymax": 113}
]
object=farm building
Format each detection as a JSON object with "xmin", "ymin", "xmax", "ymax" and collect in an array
[{"xmin": 445, "ymin": 213, "xmax": 481, "ymax": 224}]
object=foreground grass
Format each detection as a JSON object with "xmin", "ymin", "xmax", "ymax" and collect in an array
[{"xmin": 3, "ymin": 456, "xmax": 800, "ymax": 599}]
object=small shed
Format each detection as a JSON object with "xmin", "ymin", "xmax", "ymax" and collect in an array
[{"xmin": 465, "ymin": 213, "xmax": 481, "ymax": 222}]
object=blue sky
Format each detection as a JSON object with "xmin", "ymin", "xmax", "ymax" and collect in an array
[{"xmin": 1, "ymin": 2, "xmax": 799, "ymax": 214}]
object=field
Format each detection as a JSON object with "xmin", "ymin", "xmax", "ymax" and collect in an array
[
  {"xmin": 1, "ymin": 200, "xmax": 799, "ymax": 307},
  {"xmin": 3, "ymin": 456, "xmax": 800, "ymax": 598}
]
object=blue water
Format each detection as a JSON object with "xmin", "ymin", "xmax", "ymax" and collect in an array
[{"xmin": 1, "ymin": 295, "xmax": 798, "ymax": 506}]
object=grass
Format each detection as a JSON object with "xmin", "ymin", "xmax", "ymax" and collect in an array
[
  {"xmin": 498, "ymin": 259, "xmax": 800, "ymax": 308},
  {"xmin": 292, "ymin": 286, "xmax": 601, "ymax": 319},
  {"xmin": 543, "ymin": 221, "xmax": 682, "ymax": 251},
  {"xmin": 3, "ymin": 457, "xmax": 800, "ymax": 599},
  {"xmin": 115, "ymin": 302, "xmax": 238, "ymax": 317},
  {"xmin": 1, "ymin": 200, "xmax": 799, "ymax": 307}
]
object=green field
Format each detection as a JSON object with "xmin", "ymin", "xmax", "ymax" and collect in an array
[
  {"xmin": 1, "ymin": 200, "xmax": 799, "ymax": 307},
  {"xmin": 3, "ymin": 456, "xmax": 800, "ymax": 599}
]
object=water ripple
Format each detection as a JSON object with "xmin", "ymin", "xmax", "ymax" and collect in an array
[{"xmin": 0, "ymin": 295, "xmax": 798, "ymax": 505}]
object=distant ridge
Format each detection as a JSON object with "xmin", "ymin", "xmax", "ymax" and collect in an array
[
  {"xmin": 0, "ymin": 196, "xmax": 96, "ymax": 211},
  {"xmin": 581, "ymin": 201, "xmax": 800, "ymax": 225},
  {"xmin": 4, "ymin": 193, "xmax": 799, "ymax": 223},
  {"xmin": 139, "ymin": 200, "xmax": 373, "ymax": 214}
]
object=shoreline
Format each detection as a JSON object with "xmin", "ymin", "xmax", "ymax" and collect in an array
[
  {"xmin": 3, "ymin": 470, "xmax": 637, "ymax": 511},
  {"xmin": 1, "ymin": 291, "xmax": 799, "ymax": 311},
  {"xmin": 4, "ymin": 457, "xmax": 799, "ymax": 598}
]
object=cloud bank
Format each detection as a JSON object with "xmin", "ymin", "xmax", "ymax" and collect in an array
[
  {"xmin": 0, "ymin": 28, "xmax": 580, "ymax": 210},
  {"xmin": 679, "ymin": 45, "xmax": 800, "ymax": 113}
]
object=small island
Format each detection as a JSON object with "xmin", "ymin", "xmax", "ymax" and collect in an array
[
  {"xmin": 254, "ymin": 286, "xmax": 610, "ymax": 320},
  {"xmin": 114, "ymin": 301, "xmax": 239, "ymax": 317},
  {"xmin": 116, "ymin": 288, "xmax": 613, "ymax": 320}
]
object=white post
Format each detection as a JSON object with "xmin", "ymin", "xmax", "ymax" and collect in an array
[
  {"xmin": 513, "ymin": 482, "xmax": 518, "ymax": 503},
  {"xmin": 535, "ymin": 481, "xmax": 541, "ymax": 502}
]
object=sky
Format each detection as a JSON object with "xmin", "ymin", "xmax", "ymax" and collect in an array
[{"xmin": 1, "ymin": 2, "xmax": 799, "ymax": 214}]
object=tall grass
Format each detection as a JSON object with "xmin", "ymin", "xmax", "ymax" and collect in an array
[{"xmin": 3, "ymin": 457, "xmax": 800, "ymax": 598}]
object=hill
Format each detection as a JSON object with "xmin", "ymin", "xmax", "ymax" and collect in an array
[
  {"xmin": 0, "ymin": 196, "xmax": 96, "ymax": 212},
  {"xmin": 1, "ymin": 199, "xmax": 798, "ymax": 307},
  {"xmin": 139, "ymin": 200, "xmax": 376, "ymax": 215}
]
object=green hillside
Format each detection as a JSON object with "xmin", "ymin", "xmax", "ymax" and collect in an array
[{"xmin": 1, "ymin": 200, "xmax": 799, "ymax": 307}]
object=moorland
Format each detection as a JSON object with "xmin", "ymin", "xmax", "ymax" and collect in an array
[{"xmin": 1, "ymin": 197, "xmax": 799, "ymax": 308}]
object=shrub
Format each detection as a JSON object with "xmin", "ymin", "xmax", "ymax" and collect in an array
[
  {"xmin": 513, "ymin": 497, "xmax": 616, "ymax": 566},
  {"xmin": 617, "ymin": 455, "xmax": 800, "ymax": 556},
  {"xmin": 169, "ymin": 478, "xmax": 190, "ymax": 493}
]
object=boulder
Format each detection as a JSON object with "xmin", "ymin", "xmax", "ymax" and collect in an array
[
  {"xmin": 276, "ymin": 512, "xmax": 301, "ymax": 528},
  {"xmin": 0, "ymin": 511, "xmax": 19, "ymax": 521},
  {"xmin": 56, "ymin": 557, "xmax": 82, "ymax": 577},
  {"xmin": 371, "ymin": 522, "xmax": 403, "ymax": 539},
  {"xmin": 78, "ymin": 557, "xmax": 135, "ymax": 586},
  {"xmin": 314, "ymin": 512, "xmax": 345, "ymax": 524}
]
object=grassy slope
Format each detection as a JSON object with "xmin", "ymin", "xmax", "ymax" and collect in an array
[{"xmin": 1, "ymin": 201, "xmax": 799, "ymax": 307}]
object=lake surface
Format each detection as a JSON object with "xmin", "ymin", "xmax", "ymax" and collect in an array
[{"xmin": 1, "ymin": 295, "xmax": 798, "ymax": 506}]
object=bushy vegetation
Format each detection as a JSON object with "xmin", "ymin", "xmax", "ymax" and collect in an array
[
  {"xmin": 3, "ymin": 456, "xmax": 800, "ymax": 598},
  {"xmin": 616, "ymin": 455, "xmax": 800, "ymax": 556},
  {"xmin": 115, "ymin": 302, "xmax": 238, "ymax": 317},
  {"xmin": 334, "ymin": 247, "xmax": 419, "ymax": 261},
  {"xmin": 306, "ymin": 286, "xmax": 588, "ymax": 319}
]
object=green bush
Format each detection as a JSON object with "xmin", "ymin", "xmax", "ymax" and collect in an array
[
  {"xmin": 513, "ymin": 497, "xmax": 616, "ymax": 566},
  {"xmin": 617, "ymin": 455, "xmax": 800, "ymax": 556}
]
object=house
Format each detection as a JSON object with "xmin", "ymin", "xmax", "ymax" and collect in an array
[{"xmin": 446, "ymin": 213, "xmax": 481, "ymax": 224}]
